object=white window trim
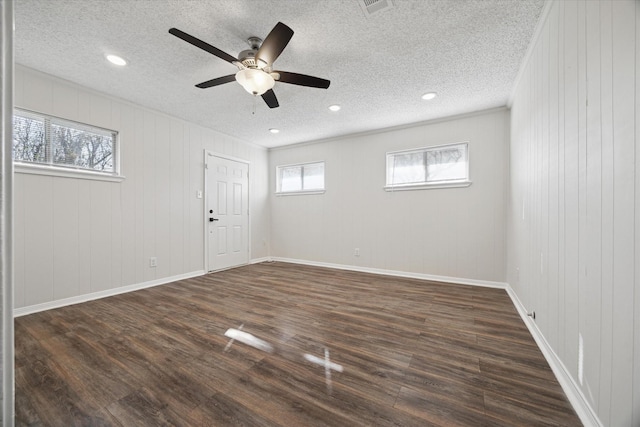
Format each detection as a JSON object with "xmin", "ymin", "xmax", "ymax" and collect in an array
[
  {"xmin": 385, "ymin": 142, "xmax": 471, "ymax": 191},
  {"xmin": 275, "ymin": 189, "xmax": 326, "ymax": 196},
  {"xmin": 275, "ymin": 160, "xmax": 325, "ymax": 195},
  {"xmin": 13, "ymin": 108, "xmax": 123, "ymax": 181},
  {"xmin": 384, "ymin": 180, "xmax": 471, "ymax": 191},
  {"xmin": 15, "ymin": 162, "xmax": 125, "ymax": 182}
]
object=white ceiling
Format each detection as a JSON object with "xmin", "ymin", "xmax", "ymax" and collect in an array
[{"xmin": 14, "ymin": 0, "xmax": 544, "ymax": 149}]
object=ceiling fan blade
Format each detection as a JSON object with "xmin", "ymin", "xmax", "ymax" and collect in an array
[
  {"xmin": 275, "ymin": 71, "xmax": 330, "ymax": 89},
  {"xmin": 256, "ymin": 22, "xmax": 294, "ymax": 67},
  {"xmin": 195, "ymin": 74, "xmax": 236, "ymax": 89},
  {"xmin": 169, "ymin": 28, "xmax": 238, "ymax": 64},
  {"xmin": 261, "ymin": 89, "xmax": 279, "ymax": 108}
]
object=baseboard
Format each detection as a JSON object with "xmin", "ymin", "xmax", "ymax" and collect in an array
[
  {"xmin": 505, "ymin": 285, "xmax": 603, "ymax": 427},
  {"xmin": 13, "ymin": 270, "xmax": 206, "ymax": 317},
  {"xmin": 270, "ymin": 257, "xmax": 508, "ymax": 289},
  {"xmin": 250, "ymin": 256, "xmax": 273, "ymax": 264}
]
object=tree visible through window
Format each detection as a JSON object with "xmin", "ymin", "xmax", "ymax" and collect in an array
[
  {"xmin": 386, "ymin": 142, "xmax": 469, "ymax": 189},
  {"xmin": 13, "ymin": 109, "xmax": 117, "ymax": 174},
  {"xmin": 13, "ymin": 113, "xmax": 46, "ymax": 163}
]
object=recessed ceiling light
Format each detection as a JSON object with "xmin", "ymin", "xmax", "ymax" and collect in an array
[
  {"xmin": 328, "ymin": 104, "xmax": 341, "ymax": 112},
  {"xmin": 106, "ymin": 54, "xmax": 127, "ymax": 66},
  {"xmin": 421, "ymin": 92, "xmax": 437, "ymax": 100},
  {"xmin": 269, "ymin": 128, "xmax": 280, "ymax": 134}
]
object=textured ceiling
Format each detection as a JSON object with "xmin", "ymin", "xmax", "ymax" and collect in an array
[{"xmin": 14, "ymin": 0, "xmax": 544, "ymax": 148}]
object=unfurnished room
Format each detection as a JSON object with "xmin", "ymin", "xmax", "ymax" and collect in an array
[{"xmin": 0, "ymin": 0, "xmax": 638, "ymax": 426}]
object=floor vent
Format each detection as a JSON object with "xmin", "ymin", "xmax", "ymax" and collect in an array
[{"xmin": 358, "ymin": 0, "xmax": 394, "ymax": 17}]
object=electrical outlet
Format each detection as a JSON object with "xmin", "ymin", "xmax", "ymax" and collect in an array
[
  {"xmin": 149, "ymin": 257, "xmax": 157, "ymax": 267},
  {"xmin": 354, "ymin": 248, "xmax": 360, "ymax": 257}
]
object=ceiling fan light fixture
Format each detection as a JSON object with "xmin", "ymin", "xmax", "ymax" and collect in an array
[
  {"xmin": 235, "ymin": 68, "xmax": 275, "ymax": 95},
  {"xmin": 169, "ymin": 23, "xmax": 329, "ymax": 109}
]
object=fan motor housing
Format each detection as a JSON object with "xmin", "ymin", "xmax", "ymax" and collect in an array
[
  {"xmin": 238, "ymin": 49, "xmax": 259, "ymax": 68},
  {"xmin": 238, "ymin": 36, "xmax": 264, "ymax": 69}
]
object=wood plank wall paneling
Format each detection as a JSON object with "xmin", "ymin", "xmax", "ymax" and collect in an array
[
  {"xmin": 13, "ymin": 174, "xmax": 25, "ymax": 308},
  {"xmin": 269, "ymin": 108, "xmax": 509, "ymax": 284},
  {"xmin": 610, "ymin": 2, "xmax": 636, "ymax": 424},
  {"xmin": 52, "ymin": 178, "xmax": 80, "ymax": 300},
  {"xmin": 22, "ymin": 174, "xmax": 53, "ymax": 306},
  {"xmin": 507, "ymin": 1, "xmax": 638, "ymax": 425},
  {"xmin": 169, "ymin": 118, "xmax": 185, "ymax": 277},
  {"xmin": 12, "ymin": 65, "xmax": 271, "ymax": 310}
]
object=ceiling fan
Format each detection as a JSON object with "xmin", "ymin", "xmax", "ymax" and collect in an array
[{"xmin": 169, "ymin": 22, "xmax": 330, "ymax": 109}]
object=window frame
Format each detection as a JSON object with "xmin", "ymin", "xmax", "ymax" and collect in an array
[
  {"xmin": 384, "ymin": 142, "xmax": 471, "ymax": 191},
  {"xmin": 275, "ymin": 160, "xmax": 326, "ymax": 195},
  {"xmin": 13, "ymin": 108, "xmax": 124, "ymax": 182}
]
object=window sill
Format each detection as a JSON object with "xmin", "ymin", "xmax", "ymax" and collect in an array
[
  {"xmin": 15, "ymin": 163, "xmax": 125, "ymax": 182},
  {"xmin": 384, "ymin": 180, "xmax": 472, "ymax": 191},
  {"xmin": 275, "ymin": 190, "xmax": 326, "ymax": 196}
]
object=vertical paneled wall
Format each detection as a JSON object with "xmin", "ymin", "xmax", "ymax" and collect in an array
[
  {"xmin": 269, "ymin": 108, "xmax": 509, "ymax": 283},
  {"xmin": 13, "ymin": 66, "xmax": 270, "ymax": 310},
  {"xmin": 507, "ymin": 1, "xmax": 639, "ymax": 425}
]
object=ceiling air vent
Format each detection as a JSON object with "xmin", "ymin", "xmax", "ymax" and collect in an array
[{"xmin": 358, "ymin": 0, "xmax": 394, "ymax": 17}]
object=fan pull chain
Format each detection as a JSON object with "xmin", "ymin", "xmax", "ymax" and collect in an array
[{"xmin": 252, "ymin": 95, "xmax": 257, "ymax": 115}]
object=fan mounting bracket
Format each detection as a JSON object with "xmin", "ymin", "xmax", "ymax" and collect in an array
[{"xmin": 246, "ymin": 36, "xmax": 262, "ymax": 50}]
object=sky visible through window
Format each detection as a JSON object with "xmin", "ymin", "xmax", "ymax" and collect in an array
[{"xmin": 278, "ymin": 162, "xmax": 325, "ymax": 193}]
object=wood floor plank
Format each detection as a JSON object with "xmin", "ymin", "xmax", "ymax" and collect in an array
[
  {"xmin": 272, "ymin": 333, "xmax": 404, "ymax": 408},
  {"xmin": 483, "ymin": 390, "xmax": 582, "ymax": 427},
  {"xmin": 106, "ymin": 387, "xmax": 188, "ymax": 427},
  {"xmin": 15, "ymin": 262, "xmax": 582, "ymax": 426},
  {"xmin": 15, "ymin": 352, "xmax": 107, "ymax": 426},
  {"xmin": 393, "ymin": 386, "xmax": 488, "ymax": 427},
  {"xmin": 38, "ymin": 333, "xmax": 136, "ymax": 408},
  {"xmin": 187, "ymin": 392, "xmax": 282, "ymax": 427},
  {"xmin": 404, "ymin": 353, "xmax": 482, "ymax": 394}
]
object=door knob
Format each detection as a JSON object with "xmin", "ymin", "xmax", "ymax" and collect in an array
[{"xmin": 209, "ymin": 218, "xmax": 219, "ymax": 222}]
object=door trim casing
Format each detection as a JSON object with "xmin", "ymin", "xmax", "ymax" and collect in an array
[{"xmin": 203, "ymin": 150, "xmax": 251, "ymax": 272}]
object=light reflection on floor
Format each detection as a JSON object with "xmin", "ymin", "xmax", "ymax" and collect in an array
[
  {"xmin": 304, "ymin": 348, "xmax": 344, "ymax": 394},
  {"xmin": 224, "ymin": 326, "xmax": 274, "ymax": 353},
  {"xmin": 224, "ymin": 325, "xmax": 344, "ymax": 394}
]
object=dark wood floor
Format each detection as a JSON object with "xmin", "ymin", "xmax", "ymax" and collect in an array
[{"xmin": 15, "ymin": 262, "xmax": 582, "ymax": 426}]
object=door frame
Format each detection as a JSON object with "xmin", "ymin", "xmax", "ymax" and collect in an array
[{"xmin": 203, "ymin": 150, "xmax": 251, "ymax": 272}]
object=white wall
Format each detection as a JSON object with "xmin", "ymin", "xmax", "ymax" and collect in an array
[
  {"xmin": 13, "ymin": 65, "xmax": 270, "ymax": 310},
  {"xmin": 269, "ymin": 108, "xmax": 509, "ymax": 284},
  {"xmin": 508, "ymin": 1, "xmax": 639, "ymax": 426}
]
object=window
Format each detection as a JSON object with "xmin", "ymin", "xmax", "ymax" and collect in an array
[
  {"xmin": 385, "ymin": 142, "xmax": 470, "ymax": 190},
  {"xmin": 276, "ymin": 161, "xmax": 325, "ymax": 194},
  {"xmin": 13, "ymin": 108, "xmax": 121, "ymax": 180}
]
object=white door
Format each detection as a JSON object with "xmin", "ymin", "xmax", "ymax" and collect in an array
[{"xmin": 206, "ymin": 153, "xmax": 249, "ymax": 271}]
